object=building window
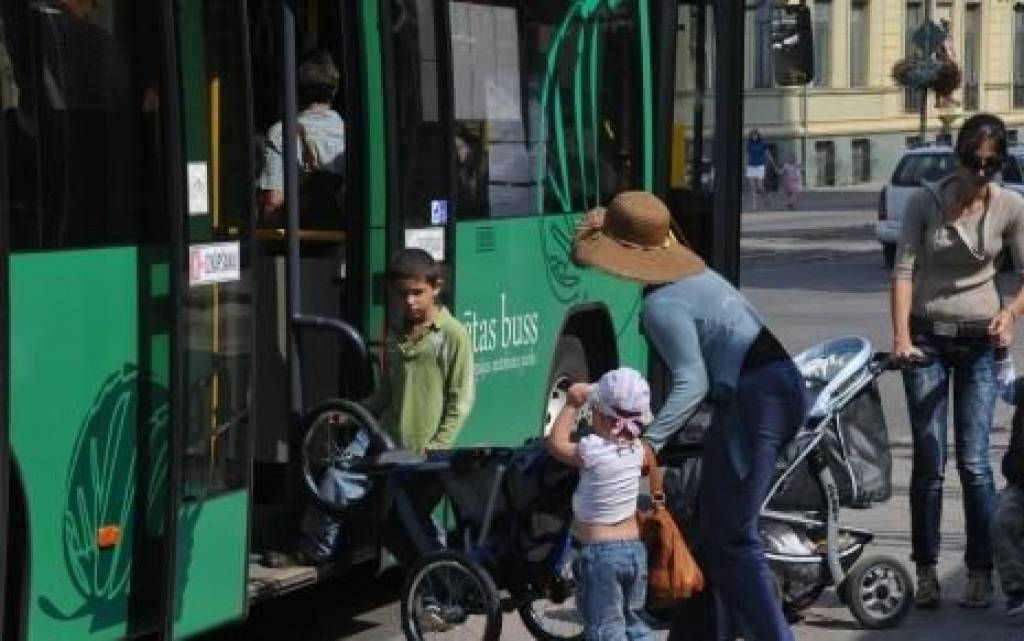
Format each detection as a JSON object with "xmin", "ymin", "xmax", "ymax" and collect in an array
[
  {"xmin": 964, "ymin": 3, "xmax": 981, "ymax": 111},
  {"xmin": 849, "ymin": 1, "xmax": 869, "ymax": 87},
  {"xmin": 904, "ymin": 2, "xmax": 924, "ymax": 112},
  {"xmin": 815, "ymin": 140, "xmax": 836, "ymax": 186},
  {"xmin": 852, "ymin": 139, "xmax": 871, "ymax": 183},
  {"xmin": 1010, "ymin": 130, "xmax": 1020, "ymax": 144},
  {"xmin": 814, "ymin": 0, "xmax": 832, "ymax": 87},
  {"xmin": 754, "ymin": 11, "xmax": 774, "ymax": 88},
  {"xmin": 905, "ymin": 135, "xmax": 922, "ymax": 148},
  {"xmin": 1015, "ymin": 9, "xmax": 1024, "ymax": 108},
  {"xmin": 936, "ymin": 132, "xmax": 953, "ymax": 146}
]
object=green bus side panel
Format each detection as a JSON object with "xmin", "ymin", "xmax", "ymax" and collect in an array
[
  {"xmin": 11, "ymin": 248, "xmax": 141, "ymax": 641},
  {"xmin": 360, "ymin": 0, "xmax": 387, "ymax": 338},
  {"xmin": 454, "ymin": 217, "xmax": 645, "ymax": 445},
  {"xmin": 172, "ymin": 491, "xmax": 248, "ymax": 639}
]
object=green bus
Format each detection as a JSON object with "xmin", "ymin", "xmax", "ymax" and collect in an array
[{"xmin": 0, "ymin": 0, "xmax": 762, "ymax": 639}]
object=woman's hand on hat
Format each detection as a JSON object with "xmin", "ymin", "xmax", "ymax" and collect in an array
[{"xmin": 567, "ymin": 383, "xmax": 593, "ymax": 408}]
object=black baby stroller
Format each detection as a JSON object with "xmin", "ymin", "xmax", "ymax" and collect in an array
[
  {"xmin": 664, "ymin": 335, "xmax": 913, "ymax": 630},
  {"xmin": 299, "ymin": 407, "xmax": 584, "ymax": 641}
]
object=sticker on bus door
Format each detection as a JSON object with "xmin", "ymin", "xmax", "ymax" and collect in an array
[{"xmin": 189, "ymin": 241, "xmax": 241, "ymax": 287}]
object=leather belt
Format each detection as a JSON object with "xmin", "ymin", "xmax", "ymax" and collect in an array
[{"xmin": 910, "ymin": 315, "xmax": 990, "ymax": 339}]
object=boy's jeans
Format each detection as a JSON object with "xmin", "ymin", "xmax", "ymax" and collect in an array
[
  {"xmin": 903, "ymin": 334, "xmax": 997, "ymax": 570},
  {"xmin": 573, "ymin": 540, "xmax": 654, "ymax": 641},
  {"xmin": 993, "ymin": 485, "xmax": 1024, "ymax": 597},
  {"xmin": 300, "ymin": 429, "xmax": 372, "ymax": 562}
]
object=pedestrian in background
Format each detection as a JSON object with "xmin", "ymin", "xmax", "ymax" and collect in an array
[
  {"xmin": 780, "ymin": 156, "xmax": 802, "ymax": 211},
  {"xmin": 746, "ymin": 129, "xmax": 775, "ymax": 211},
  {"xmin": 890, "ymin": 113, "xmax": 1024, "ymax": 609}
]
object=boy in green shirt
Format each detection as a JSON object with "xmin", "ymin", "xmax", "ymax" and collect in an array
[
  {"xmin": 297, "ymin": 249, "xmax": 474, "ymax": 564},
  {"xmin": 364, "ymin": 248, "xmax": 475, "ymax": 452}
]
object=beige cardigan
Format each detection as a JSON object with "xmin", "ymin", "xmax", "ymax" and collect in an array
[{"xmin": 894, "ymin": 179, "xmax": 1024, "ymax": 322}]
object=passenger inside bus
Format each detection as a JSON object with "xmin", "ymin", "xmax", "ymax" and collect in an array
[{"xmin": 257, "ymin": 50, "xmax": 345, "ymax": 227}]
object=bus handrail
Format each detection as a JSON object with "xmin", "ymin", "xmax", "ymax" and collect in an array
[{"xmin": 290, "ymin": 313, "xmax": 372, "ymax": 403}]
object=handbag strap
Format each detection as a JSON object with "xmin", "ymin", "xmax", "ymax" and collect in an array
[
  {"xmin": 297, "ymin": 123, "xmax": 320, "ymax": 171},
  {"xmin": 642, "ymin": 441, "xmax": 665, "ymax": 503}
]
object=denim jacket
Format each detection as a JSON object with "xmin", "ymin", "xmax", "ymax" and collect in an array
[{"xmin": 642, "ymin": 270, "xmax": 766, "ymax": 475}]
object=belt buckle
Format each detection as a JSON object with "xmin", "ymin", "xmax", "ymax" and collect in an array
[{"xmin": 933, "ymin": 321, "xmax": 958, "ymax": 337}]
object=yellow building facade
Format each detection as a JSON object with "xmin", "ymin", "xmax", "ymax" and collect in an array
[{"xmin": 674, "ymin": 0, "xmax": 1024, "ymax": 187}]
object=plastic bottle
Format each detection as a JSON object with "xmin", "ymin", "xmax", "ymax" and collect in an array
[{"xmin": 995, "ymin": 347, "xmax": 1017, "ymax": 405}]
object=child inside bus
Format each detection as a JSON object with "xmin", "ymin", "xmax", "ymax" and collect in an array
[
  {"xmin": 546, "ymin": 367, "xmax": 655, "ymax": 641},
  {"xmin": 297, "ymin": 248, "xmax": 475, "ymax": 564}
]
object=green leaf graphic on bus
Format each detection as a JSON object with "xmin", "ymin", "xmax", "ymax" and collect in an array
[
  {"xmin": 40, "ymin": 364, "xmax": 170, "ymax": 629},
  {"xmin": 537, "ymin": 0, "xmax": 627, "ymax": 303}
]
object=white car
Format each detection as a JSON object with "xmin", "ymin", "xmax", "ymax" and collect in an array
[
  {"xmin": 1004, "ymin": 146, "xmax": 1024, "ymax": 196},
  {"xmin": 877, "ymin": 145, "xmax": 1024, "ymax": 268},
  {"xmin": 876, "ymin": 146, "xmax": 958, "ymax": 268}
]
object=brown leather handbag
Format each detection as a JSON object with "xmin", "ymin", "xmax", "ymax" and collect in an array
[{"xmin": 637, "ymin": 442, "xmax": 704, "ymax": 610}]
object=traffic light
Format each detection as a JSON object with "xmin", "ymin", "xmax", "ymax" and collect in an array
[{"xmin": 772, "ymin": 5, "xmax": 814, "ymax": 86}]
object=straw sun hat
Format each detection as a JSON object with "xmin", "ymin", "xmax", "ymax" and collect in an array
[{"xmin": 572, "ymin": 191, "xmax": 706, "ymax": 284}]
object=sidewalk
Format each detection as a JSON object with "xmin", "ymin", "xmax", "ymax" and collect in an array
[{"xmin": 744, "ymin": 182, "xmax": 884, "ymax": 214}]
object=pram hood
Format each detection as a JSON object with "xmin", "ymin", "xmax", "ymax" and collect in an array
[{"xmin": 793, "ymin": 335, "xmax": 874, "ymax": 419}]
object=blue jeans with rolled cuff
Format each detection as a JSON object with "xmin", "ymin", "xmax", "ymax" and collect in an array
[
  {"xmin": 574, "ymin": 539, "xmax": 655, "ymax": 641},
  {"xmin": 903, "ymin": 332, "xmax": 997, "ymax": 571}
]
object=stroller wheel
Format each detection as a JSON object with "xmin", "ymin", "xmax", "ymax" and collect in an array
[
  {"xmin": 401, "ymin": 550, "xmax": 502, "ymax": 641},
  {"xmin": 300, "ymin": 398, "xmax": 391, "ymax": 516},
  {"xmin": 841, "ymin": 555, "xmax": 913, "ymax": 629}
]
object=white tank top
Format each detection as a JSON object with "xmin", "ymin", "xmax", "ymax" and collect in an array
[{"xmin": 572, "ymin": 434, "xmax": 643, "ymax": 524}]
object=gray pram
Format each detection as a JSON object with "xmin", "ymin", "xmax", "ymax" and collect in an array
[{"xmin": 664, "ymin": 335, "xmax": 912, "ymax": 630}]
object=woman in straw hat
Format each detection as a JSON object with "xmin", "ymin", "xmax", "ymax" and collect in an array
[{"xmin": 573, "ymin": 191, "xmax": 805, "ymax": 641}]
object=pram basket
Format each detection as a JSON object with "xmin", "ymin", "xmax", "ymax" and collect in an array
[{"xmin": 770, "ymin": 336, "xmax": 893, "ymax": 511}]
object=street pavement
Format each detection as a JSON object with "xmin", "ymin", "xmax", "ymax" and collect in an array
[{"xmin": 204, "ymin": 192, "xmax": 1024, "ymax": 640}]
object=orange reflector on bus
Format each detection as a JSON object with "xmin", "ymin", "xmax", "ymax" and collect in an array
[{"xmin": 97, "ymin": 526, "xmax": 121, "ymax": 549}]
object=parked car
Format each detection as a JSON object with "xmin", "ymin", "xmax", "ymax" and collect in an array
[
  {"xmin": 1004, "ymin": 146, "xmax": 1024, "ymax": 196},
  {"xmin": 876, "ymin": 146, "xmax": 958, "ymax": 268},
  {"xmin": 877, "ymin": 144, "xmax": 1023, "ymax": 269}
]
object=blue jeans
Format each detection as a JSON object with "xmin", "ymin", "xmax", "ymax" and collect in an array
[
  {"xmin": 573, "ymin": 540, "xmax": 654, "ymax": 641},
  {"xmin": 670, "ymin": 358, "xmax": 804, "ymax": 641},
  {"xmin": 300, "ymin": 429, "xmax": 372, "ymax": 562},
  {"xmin": 903, "ymin": 333, "xmax": 997, "ymax": 570}
]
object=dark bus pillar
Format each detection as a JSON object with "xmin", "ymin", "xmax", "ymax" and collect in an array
[{"xmin": 711, "ymin": 0, "xmax": 745, "ymax": 284}]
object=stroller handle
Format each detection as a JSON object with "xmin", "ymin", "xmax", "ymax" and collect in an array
[{"xmin": 871, "ymin": 351, "xmax": 934, "ymax": 374}]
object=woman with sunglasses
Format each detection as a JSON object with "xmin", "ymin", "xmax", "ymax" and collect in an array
[{"xmin": 891, "ymin": 113, "xmax": 1024, "ymax": 610}]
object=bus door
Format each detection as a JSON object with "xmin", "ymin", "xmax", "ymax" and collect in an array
[
  {"xmin": 0, "ymin": 1, "xmax": 183, "ymax": 639},
  {"xmin": 170, "ymin": 0, "xmax": 256, "ymax": 637},
  {"xmin": 244, "ymin": 0, "xmax": 383, "ymax": 580}
]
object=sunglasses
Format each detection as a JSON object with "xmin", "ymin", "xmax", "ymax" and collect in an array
[{"xmin": 964, "ymin": 155, "xmax": 1003, "ymax": 172}]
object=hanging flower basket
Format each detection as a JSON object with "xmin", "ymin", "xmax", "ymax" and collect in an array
[{"xmin": 892, "ymin": 57, "xmax": 962, "ymax": 98}]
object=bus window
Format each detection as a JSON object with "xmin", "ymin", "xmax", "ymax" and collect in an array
[
  {"xmin": 179, "ymin": 0, "xmax": 253, "ymax": 498},
  {"xmin": 444, "ymin": 1, "xmax": 644, "ymax": 220},
  {"xmin": 390, "ymin": 0, "xmax": 448, "ymax": 229},
  {"xmin": 667, "ymin": 2, "xmax": 717, "ymax": 255},
  {"xmin": 1, "ymin": 0, "xmax": 165, "ymax": 250}
]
